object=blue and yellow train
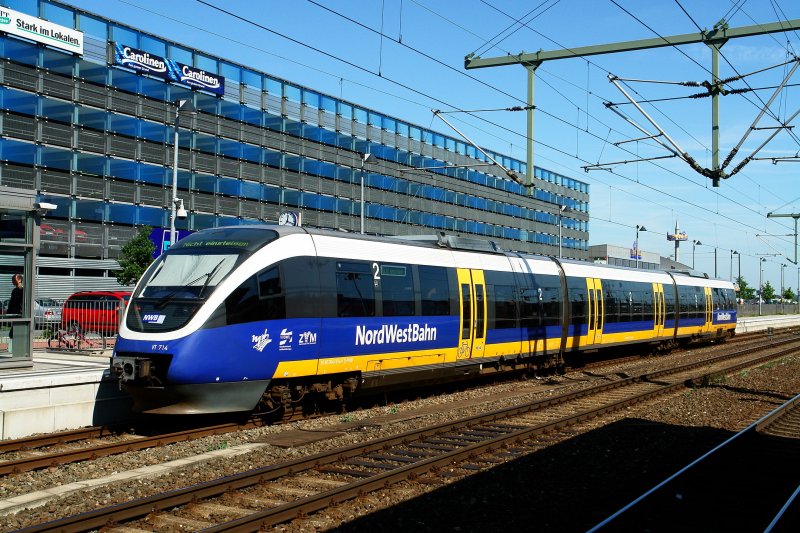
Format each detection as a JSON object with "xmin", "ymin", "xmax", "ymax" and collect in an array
[{"xmin": 112, "ymin": 226, "xmax": 737, "ymax": 415}]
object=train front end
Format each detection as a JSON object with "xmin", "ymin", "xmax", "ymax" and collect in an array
[{"xmin": 111, "ymin": 226, "xmax": 282, "ymax": 414}]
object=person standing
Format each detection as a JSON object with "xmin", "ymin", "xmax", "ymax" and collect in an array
[{"xmin": 7, "ymin": 273, "xmax": 23, "ymax": 353}]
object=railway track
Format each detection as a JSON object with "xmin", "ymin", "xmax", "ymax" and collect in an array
[
  {"xmin": 1, "ymin": 329, "xmax": 789, "ymax": 478},
  {"xmin": 16, "ymin": 335, "xmax": 800, "ymax": 532}
]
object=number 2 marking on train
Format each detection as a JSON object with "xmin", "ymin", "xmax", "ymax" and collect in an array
[{"xmin": 372, "ymin": 263, "xmax": 381, "ymax": 280}]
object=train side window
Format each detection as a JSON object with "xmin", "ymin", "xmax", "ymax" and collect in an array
[
  {"xmin": 664, "ymin": 285, "xmax": 676, "ymax": 322},
  {"xmin": 520, "ymin": 286, "xmax": 540, "ymax": 329},
  {"xmin": 642, "ymin": 288, "xmax": 654, "ymax": 322},
  {"xmin": 537, "ymin": 275, "xmax": 561, "ymax": 327},
  {"xmin": 419, "ymin": 265, "xmax": 450, "ymax": 316},
  {"xmin": 257, "ymin": 266, "xmax": 285, "ymax": 320},
  {"xmin": 566, "ymin": 277, "xmax": 587, "ymax": 327},
  {"xmin": 486, "ymin": 270, "xmax": 517, "ymax": 330},
  {"xmin": 336, "ymin": 261, "xmax": 375, "ymax": 317},
  {"xmin": 381, "ymin": 263, "xmax": 415, "ymax": 316}
]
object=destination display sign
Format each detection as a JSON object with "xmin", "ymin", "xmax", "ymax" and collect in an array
[
  {"xmin": 0, "ymin": 7, "xmax": 83, "ymax": 55},
  {"xmin": 113, "ymin": 43, "xmax": 225, "ymax": 96}
]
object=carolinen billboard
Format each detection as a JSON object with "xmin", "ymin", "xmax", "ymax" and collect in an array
[
  {"xmin": 113, "ymin": 43, "xmax": 225, "ymax": 96},
  {"xmin": 0, "ymin": 7, "xmax": 83, "ymax": 55}
]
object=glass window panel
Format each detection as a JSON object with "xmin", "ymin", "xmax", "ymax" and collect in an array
[
  {"xmin": 263, "ymin": 185, "xmax": 280, "ymax": 203},
  {"xmin": 220, "ymin": 99, "xmax": 242, "ymax": 120},
  {"xmin": 0, "ymin": 139, "xmax": 36, "ymax": 165},
  {"xmin": 76, "ymin": 152, "xmax": 106, "ymax": 174},
  {"xmin": 195, "ymin": 93, "xmax": 219, "ymax": 114},
  {"xmin": 42, "ymin": 47, "xmax": 75, "ymax": 75},
  {"xmin": 302, "ymin": 89, "xmax": 320, "ymax": 108},
  {"xmin": 75, "ymin": 200, "xmax": 105, "ymax": 221},
  {"xmin": 194, "ymin": 174, "xmax": 216, "ymax": 193},
  {"xmin": 108, "ymin": 158, "xmax": 138, "ymax": 181},
  {"xmin": 218, "ymin": 178, "xmax": 240, "ymax": 196},
  {"xmin": 319, "ymin": 128, "xmax": 337, "ymax": 146},
  {"xmin": 168, "ymin": 44, "xmax": 192, "ymax": 65},
  {"xmin": 241, "ymin": 143, "xmax": 261, "ymax": 163},
  {"xmin": 7, "ymin": 0, "xmax": 37, "ymax": 15},
  {"xmin": 140, "ymin": 120, "xmax": 167, "ymax": 143},
  {"xmin": 335, "ymin": 133, "xmax": 353, "ymax": 150},
  {"xmin": 77, "ymin": 59, "xmax": 108, "ymax": 84},
  {"xmin": 242, "ymin": 68, "xmax": 260, "ymax": 88},
  {"xmin": 218, "ymin": 138, "xmax": 241, "ymax": 158},
  {"xmin": 4, "ymin": 36, "xmax": 39, "ymax": 66},
  {"xmin": 138, "ymin": 205, "xmax": 164, "ymax": 227},
  {"xmin": 265, "ymin": 76, "xmax": 282, "ymax": 95},
  {"xmin": 140, "ymin": 34, "xmax": 166, "ymax": 56},
  {"xmin": 241, "ymin": 181, "xmax": 260, "ymax": 199},
  {"xmin": 40, "ymin": 98, "xmax": 74, "ymax": 122},
  {"xmin": 219, "ymin": 61, "xmax": 240, "ymax": 82},
  {"xmin": 1, "ymin": 88, "xmax": 38, "ymax": 115},
  {"xmin": 43, "ymin": 1, "xmax": 74, "ymax": 27},
  {"xmin": 195, "ymin": 53, "xmax": 216, "ymax": 72},
  {"xmin": 78, "ymin": 14, "xmax": 106, "ymax": 39},
  {"xmin": 354, "ymin": 107, "xmax": 368, "ymax": 123},
  {"xmin": 112, "ymin": 24, "xmax": 138, "ymax": 47},
  {"xmin": 263, "ymin": 150, "xmax": 281, "ymax": 167},
  {"xmin": 337, "ymin": 101, "xmax": 352, "ymax": 118},
  {"xmin": 40, "ymin": 145, "xmax": 72, "ymax": 170},
  {"xmin": 138, "ymin": 163, "xmax": 165, "ymax": 185},
  {"xmin": 284, "ymin": 84, "xmax": 301, "ymax": 102},
  {"xmin": 107, "ymin": 203, "xmax": 137, "ymax": 224},
  {"xmin": 320, "ymin": 95, "xmax": 336, "ymax": 113},
  {"xmin": 108, "ymin": 113, "xmax": 138, "ymax": 136},
  {"xmin": 111, "ymin": 69, "xmax": 139, "ymax": 93},
  {"xmin": 242, "ymin": 105, "xmax": 262, "ymax": 126},
  {"xmin": 282, "ymin": 189, "xmax": 300, "ymax": 206}
]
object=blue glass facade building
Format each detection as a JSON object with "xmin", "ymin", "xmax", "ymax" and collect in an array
[{"xmin": 0, "ymin": 0, "xmax": 590, "ymax": 282}]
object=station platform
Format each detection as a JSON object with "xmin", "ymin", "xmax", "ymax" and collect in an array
[
  {"xmin": 1, "ymin": 314, "xmax": 799, "ymax": 440},
  {"xmin": 0, "ymin": 350, "xmax": 131, "ymax": 439}
]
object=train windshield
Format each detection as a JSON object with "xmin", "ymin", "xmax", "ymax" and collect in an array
[{"xmin": 126, "ymin": 227, "xmax": 278, "ymax": 332}]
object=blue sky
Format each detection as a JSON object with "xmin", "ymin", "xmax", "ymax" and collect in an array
[{"xmin": 43, "ymin": 1, "xmax": 800, "ymax": 290}]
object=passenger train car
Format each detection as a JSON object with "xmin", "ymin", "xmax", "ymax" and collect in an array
[{"xmin": 112, "ymin": 226, "xmax": 737, "ymax": 415}]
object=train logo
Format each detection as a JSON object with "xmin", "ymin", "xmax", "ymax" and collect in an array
[
  {"xmin": 142, "ymin": 314, "xmax": 166, "ymax": 324},
  {"xmin": 298, "ymin": 331, "xmax": 317, "ymax": 346},
  {"xmin": 251, "ymin": 328, "xmax": 273, "ymax": 352},
  {"xmin": 279, "ymin": 328, "xmax": 293, "ymax": 351}
]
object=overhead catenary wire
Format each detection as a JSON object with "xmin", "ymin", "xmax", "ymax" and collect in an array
[{"xmin": 191, "ymin": 0, "xmax": 797, "ymax": 246}]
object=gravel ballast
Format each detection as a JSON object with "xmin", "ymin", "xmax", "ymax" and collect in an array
[{"xmin": 1, "ymin": 345, "xmax": 798, "ymax": 532}]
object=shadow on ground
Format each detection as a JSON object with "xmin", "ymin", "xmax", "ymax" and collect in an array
[{"xmin": 329, "ymin": 418, "xmax": 733, "ymax": 533}]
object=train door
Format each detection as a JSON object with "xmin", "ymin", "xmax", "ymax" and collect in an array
[
  {"xmin": 586, "ymin": 278, "xmax": 603, "ymax": 345},
  {"xmin": 703, "ymin": 286, "xmax": 713, "ymax": 333},
  {"xmin": 653, "ymin": 283, "xmax": 665, "ymax": 337},
  {"xmin": 456, "ymin": 268, "xmax": 487, "ymax": 359}
]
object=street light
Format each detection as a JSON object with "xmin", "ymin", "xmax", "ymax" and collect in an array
[
  {"xmin": 359, "ymin": 152, "xmax": 377, "ymax": 234},
  {"xmin": 635, "ymin": 225, "xmax": 647, "ymax": 269},
  {"xmin": 558, "ymin": 205, "xmax": 567, "ymax": 258},
  {"xmin": 781, "ymin": 263, "xmax": 786, "ymax": 313},
  {"xmin": 730, "ymin": 250, "xmax": 738, "ymax": 282},
  {"xmin": 692, "ymin": 240, "xmax": 702, "ymax": 270},
  {"xmin": 170, "ymin": 99, "xmax": 196, "ymax": 247},
  {"xmin": 759, "ymin": 259, "xmax": 764, "ymax": 315}
]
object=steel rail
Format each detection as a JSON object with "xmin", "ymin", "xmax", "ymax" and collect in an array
[
  {"xmin": 0, "ymin": 420, "xmax": 265, "ymax": 476},
  {"xmin": 16, "ymin": 338, "xmax": 800, "ymax": 533}
]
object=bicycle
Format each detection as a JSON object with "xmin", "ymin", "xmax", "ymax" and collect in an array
[{"xmin": 48, "ymin": 322, "xmax": 97, "ymax": 350}]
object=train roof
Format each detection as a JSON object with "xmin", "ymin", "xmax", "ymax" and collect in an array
[{"xmin": 189, "ymin": 225, "xmax": 732, "ymax": 285}]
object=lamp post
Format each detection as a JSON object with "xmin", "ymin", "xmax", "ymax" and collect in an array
[
  {"xmin": 170, "ymin": 99, "xmax": 196, "ymax": 248},
  {"xmin": 730, "ymin": 250, "xmax": 738, "ymax": 281},
  {"xmin": 781, "ymin": 263, "xmax": 786, "ymax": 314},
  {"xmin": 359, "ymin": 152, "xmax": 377, "ymax": 234},
  {"xmin": 635, "ymin": 225, "xmax": 646, "ymax": 269},
  {"xmin": 759, "ymin": 257, "xmax": 766, "ymax": 316},
  {"xmin": 692, "ymin": 240, "xmax": 702, "ymax": 270},
  {"xmin": 558, "ymin": 205, "xmax": 567, "ymax": 258}
]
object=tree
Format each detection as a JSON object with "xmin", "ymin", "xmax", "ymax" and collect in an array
[
  {"xmin": 115, "ymin": 226, "xmax": 155, "ymax": 286},
  {"xmin": 735, "ymin": 276, "xmax": 755, "ymax": 301},
  {"xmin": 784, "ymin": 287, "xmax": 796, "ymax": 302},
  {"xmin": 761, "ymin": 281, "xmax": 776, "ymax": 301}
]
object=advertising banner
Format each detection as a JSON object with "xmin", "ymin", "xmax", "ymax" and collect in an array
[
  {"xmin": 113, "ymin": 43, "xmax": 225, "ymax": 96},
  {"xmin": 0, "ymin": 7, "xmax": 83, "ymax": 55}
]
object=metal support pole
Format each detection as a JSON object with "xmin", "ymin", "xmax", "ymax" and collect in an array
[
  {"xmin": 170, "ymin": 111, "xmax": 180, "ymax": 247},
  {"xmin": 759, "ymin": 259, "xmax": 765, "ymax": 316},
  {"xmin": 709, "ymin": 43, "xmax": 722, "ymax": 186},
  {"xmin": 526, "ymin": 64, "xmax": 539, "ymax": 190},
  {"xmin": 558, "ymin": 214, "xmax": 562, "ymax": 259},
  {"xmin": 714, "ymin": 247, "xmax": 717, "ymax": 278}
]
